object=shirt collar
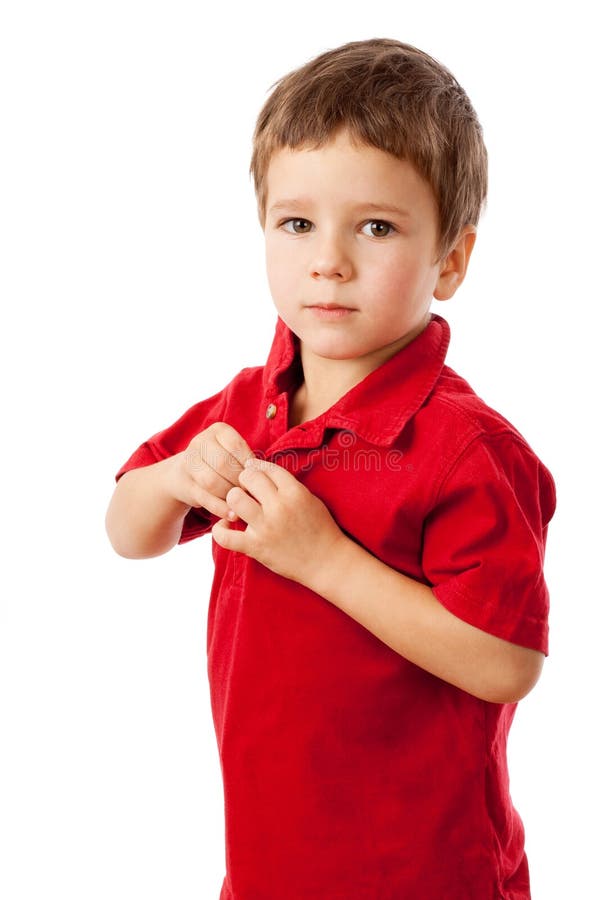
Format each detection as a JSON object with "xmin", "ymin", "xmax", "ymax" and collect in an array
[{"xmin": 262, "ymin": 312, "xmax": 451, "ymax": 447}]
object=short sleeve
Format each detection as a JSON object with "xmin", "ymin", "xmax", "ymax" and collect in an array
[
  {"xmin": 115, "ymin": 386, "xmax": 229, "ymax": 544},
  {"xmin": 421, "ymin": 433, "xmax": 557, "ymax": 655}
]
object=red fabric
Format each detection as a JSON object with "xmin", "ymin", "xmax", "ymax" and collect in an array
[{"xmin": 116, "ymin": 313, "xmax": 556, "ymax": 899}]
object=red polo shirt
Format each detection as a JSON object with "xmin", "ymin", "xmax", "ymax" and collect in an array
[{"xmin": 116, "ymin": 313, "xmax": 556, "ymax": 899}]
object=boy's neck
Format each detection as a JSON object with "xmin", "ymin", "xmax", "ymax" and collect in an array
[
  {"xmin": 290, "ymin": 353, "xmax": 369, "ymax": 426},
  {"xmin": 289, "ymin": 314, "xmax": 432, "ymax": 427}
]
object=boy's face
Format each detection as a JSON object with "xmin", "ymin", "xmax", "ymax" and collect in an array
[{"xmin": 263, "ymin": 129, "xmax": 472, "ymax": 372}]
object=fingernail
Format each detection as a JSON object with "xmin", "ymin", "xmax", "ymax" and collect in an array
[{"xmin": 227, "ymin": 509, "xmax": 237, "ymax": 520}]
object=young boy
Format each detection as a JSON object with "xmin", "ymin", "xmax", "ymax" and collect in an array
[{"xmin": 106, "ymin": 38, "xmax": 556, "ymax": 899}]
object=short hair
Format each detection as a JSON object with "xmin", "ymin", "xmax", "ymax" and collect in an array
[{"xmin": 250, "ymin": 38, "xmax": 487, "ymax": 261}]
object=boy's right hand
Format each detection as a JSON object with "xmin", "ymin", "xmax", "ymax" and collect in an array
[{"xmin": 162, "ymin": 422, "xmax": 255, "ymax": 522}]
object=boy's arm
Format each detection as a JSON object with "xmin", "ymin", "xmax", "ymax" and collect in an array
[
  {"xmin": 306, "ymin": 536, "xmax": 544, "ymax": 705},
  {"xmin": 105, "ymin": 456, "xmax": 191, "ymax": 559},
  {"xmin": 213, "ymin": 453, "xmax": 550, "ymax": 705}
]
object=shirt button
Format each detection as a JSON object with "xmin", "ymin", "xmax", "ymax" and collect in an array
[{"xmin": 265, "ymin": 403, "xmax": 277, "ymax": 419}]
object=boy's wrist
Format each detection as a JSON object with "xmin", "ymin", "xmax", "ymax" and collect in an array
[
  {"xmin": 303, "ymin": 530, "xmax": 360, "ymax": 601},
  {"xmin": 154, "ymin": 454, "xmax": 193, "ymax": 516}
]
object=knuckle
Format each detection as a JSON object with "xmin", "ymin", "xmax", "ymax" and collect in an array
[
  {"xmin": 196, "ymin": 470, "xmax": 221, "ymax": 497},
  {"xmin": 211, "ymin": 521, "xmax": 227, "ymax": 542},
  {"xmin": 289, "ymin": 479, "xmax": 304, "ymax": 498},
  {"xmin": 194, "ymin": 490, "xmax": 225, "ymax": 518},
  {"xmin": 185, "ymin": 445, "xmax": 206, "ymax": 471},
  {"xmin": 189, "ymin": 427, "xmax": 210, "ymax": 446},
  {"xmin": 226, "ymin": 485, "xmax": 243, "ymax": 504},
  {"xmin": 215, "ymin": 421, "xmax": 250, "ymax": 452},
  {"xmin": 191, "ymin": 493, "xmax": 209, "ymax": 513},
  {"xmin": 213, "ymin": 421, "xmax": 233, "ymax": 439}
]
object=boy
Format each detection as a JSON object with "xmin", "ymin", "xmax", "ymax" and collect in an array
[{"xmin": 106, "ymin": 38, "xmax": 556, "ymax": 899}]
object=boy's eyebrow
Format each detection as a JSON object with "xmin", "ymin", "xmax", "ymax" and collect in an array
[
  {"xmin": 267, "ymin": 198, "xmax": 315, "ymax": 215},
  {"xmin": 354, "ymin": 202, "xmax": 412, "ymax": 218},
  {"xmin": 268, "ymin": 199, "xmax": 412, "ymax": 218}
]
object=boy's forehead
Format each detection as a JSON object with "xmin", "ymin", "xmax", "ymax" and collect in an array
[{"xmin": 264, "ymin": 136, "xmax": 435, "ymax": 214}]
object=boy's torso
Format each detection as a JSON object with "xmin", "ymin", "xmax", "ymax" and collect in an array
[
  {"xmin": 206, "ymin": 317, "xmax": 537, "ymax": 898},
  {"xmin": 118, "ymin": 314, "xmax": 554, "ymax": 898}
]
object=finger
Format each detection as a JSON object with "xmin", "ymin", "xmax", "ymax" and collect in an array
[
  {"xmin": 212, "ymin": 517, "xmax": 247, "ymax": 552},
  {"xmin": 225, "ymin": 485, "xmax": 262, "ymax": 526},
  {"xmin": 238, "ymin": 466, "xmax": 280, "ymax": 504},
  {"xmin": 184, "ymin": 452, "xmax": 239, "ymax": 502},
  {"xmin": 198, "ymin": 430, "xmax": 255, "ymax": 494},
  {"xmin": 213, "ymin": 423, "xmax": 256, "ymax": 478},
  {"xmin": 188, "ymin": 489, "xmax": 232, "ymax": 522},
  {"xmin": 186, "ymin": 423, "xmax": 255, "ymax": 497},
  {"xmin": 243, "ymin": 457, "xmax": 296, "ymax": 490}
]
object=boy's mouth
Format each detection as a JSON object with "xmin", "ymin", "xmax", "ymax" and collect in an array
[
  {"xmin": 308, "ymin": 303, "xmax": 355, "ymax": 320},
  {"xmin": 307, "ymin": 304, "xmax": 356, "ymax": 319}
]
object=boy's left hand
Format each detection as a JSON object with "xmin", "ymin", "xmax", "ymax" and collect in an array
[{"xmin": 211, "ymin": 457, "xmax": 346, "ymax": 589}]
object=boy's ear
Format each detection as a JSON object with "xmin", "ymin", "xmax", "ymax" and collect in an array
[{"xmin": 433, "ymin": 227, "xmax": 477, "ymax": 301}]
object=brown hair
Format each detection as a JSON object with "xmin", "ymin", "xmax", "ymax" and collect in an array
[{"xmin": 250, "ymin": 38, "xmax": 487, "ymax": 261}]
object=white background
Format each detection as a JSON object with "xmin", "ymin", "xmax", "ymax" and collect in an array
[{"xmin": 1, "ymin": 1, "xmax": 597, "ymax": 897}]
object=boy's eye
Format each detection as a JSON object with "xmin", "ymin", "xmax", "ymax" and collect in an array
[
  {"xmin": 361, "ymin": 220, "xmax": 394, "ymax": 238},
  {"xmin": 281, "ymin": 218, "xmax": 312, "ymax": 234},
  {"xmin": 279, "ymin": 218, "xmax": 394, "ymax": 237}
]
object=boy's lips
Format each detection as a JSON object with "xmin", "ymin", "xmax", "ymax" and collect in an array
[{"xmin": 306, "ymin": 304, "xmax": 356, "ymax": 319}]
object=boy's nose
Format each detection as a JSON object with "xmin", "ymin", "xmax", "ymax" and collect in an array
[{"xmin": 310, "ymin": 235, "xmax": 353, "ymax": 281}]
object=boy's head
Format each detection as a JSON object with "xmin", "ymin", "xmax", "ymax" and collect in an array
[{"xmin": 250, "ymin": 38, "xmax": 487, "ymax": 263}]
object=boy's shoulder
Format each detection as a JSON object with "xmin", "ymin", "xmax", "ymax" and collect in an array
[
  {"xmin": 430, "ymin": 363, "xmax": 531, "ymax": 444},
  {"xmin": 420, "ymin": 362, "xmax": 555, "ymax": 511}
]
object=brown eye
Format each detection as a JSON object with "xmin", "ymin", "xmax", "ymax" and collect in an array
[
  {"xmin": 282, "ymin": 218, "xmax": 312, "ymax": 234},
  {"xmin": 362, "ymin": 220, "xmax": 393, "ymax": 237}
]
